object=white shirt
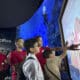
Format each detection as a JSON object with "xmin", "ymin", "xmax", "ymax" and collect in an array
[{"xmin": 23, "ymin": 53, "xmax": 44, "ymax": 80}]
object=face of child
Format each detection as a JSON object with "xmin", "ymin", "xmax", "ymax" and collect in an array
[
  {"xmin": 16, "ymin": 39, "xmax": 24, "ymax": 49},
  {"xmin": 34, "ymin": 42, "xmax": 39, "ymax": 54}
]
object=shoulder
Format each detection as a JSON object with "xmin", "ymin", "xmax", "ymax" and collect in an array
[
  {"xmin": 10, "ymin": 50, "xmax": 16, "ymax": 55},
  {"xmin": 22, "ymin": 50, "xmax": 26, "ymax": 53},
  {"xmin": 8, "ymin": 50, "xmax": 16, "ymax": 57},
  {"xmin": 23, "ymin": 59, "xmax": 36, "ymax": 71},
  {"xmin": 22, "ymin": 50, "xmax": 27, "ymax": 55},
  {"xmin": 7, "ymin": 50, "xmax": 17, "ymax": 61},
  {"xmin": 23, "ymin": 57, "xmax": 35, "ymax": 66}
]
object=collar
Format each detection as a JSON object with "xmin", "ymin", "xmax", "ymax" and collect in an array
[{"xmin": 26, "ymin": 53, "xmax": 37, "ymax": 60}]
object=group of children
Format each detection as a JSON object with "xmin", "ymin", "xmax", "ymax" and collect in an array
[{"xmin": 0, "ymin": 36, "xmax": 79, "ymax": 80}]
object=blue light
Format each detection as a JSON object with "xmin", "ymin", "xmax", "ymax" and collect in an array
[{"xmin": 17, "ymin": 0, "xmax": 63, "ymax": 47}]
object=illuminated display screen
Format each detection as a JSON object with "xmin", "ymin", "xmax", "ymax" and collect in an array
[{"xmin": 62, "ymin": 0, "xmax": 80, "ymax": 80}]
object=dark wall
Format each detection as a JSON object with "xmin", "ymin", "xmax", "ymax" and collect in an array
[{"xmin": 0, "ymin": 28, "xmax": 16, "ymax": 55}]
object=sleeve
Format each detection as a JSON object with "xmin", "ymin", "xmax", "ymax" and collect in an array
[
  {"xmin": 56, "ymin": 56, "xmax": 62, "ymax": 65},
  {"xmin": 23, "ymin": 60, "xmax": 37, "ymax": 80}
]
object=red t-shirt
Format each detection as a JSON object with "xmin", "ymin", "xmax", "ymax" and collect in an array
[
  {"xmin": 36, "ymin": 47, "xmax": 50, "ymax": 70},
  {"xmin": 36, "ymin": 47, "xmax": 46, "ymax": 70},
  {"xmin": 10, "ymin": 50, "xmax": 27, "ymax": 65},
  {"xmin": 0, "ymin": 53, "xmax": 9, "ymax": 71},
  {"xmin": 9, "ymin": 50, "xmax": 27, "ymax": 80}
]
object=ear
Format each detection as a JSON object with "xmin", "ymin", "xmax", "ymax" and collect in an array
[{"xmin": 30, "ymin": 48, "xmax": 34, "ymax": 52}]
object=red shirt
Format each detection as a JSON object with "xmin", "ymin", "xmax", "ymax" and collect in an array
[
  {"xmin": 36, "ymin": 47, "xmax": 46, "ymax": 70},
  {"xmin": 9, "ymin": 50, "xmax": 27, "ymax": 80},
  {"xmin": 0, "ymin": 53, "xmax": 9, "ymax": 71},
  {"xmin": 10, "ymin": 50, "xmax": 27, "ymax": 65}
]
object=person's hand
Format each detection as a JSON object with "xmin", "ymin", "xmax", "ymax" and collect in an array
[{"xmin": 69, "ymin": 43, "xmax": 79, "ymax": 49}]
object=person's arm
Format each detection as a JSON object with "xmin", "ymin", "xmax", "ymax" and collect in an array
[
  {"xmin": 67, "ymin": 43, "xmax": 80, "ymax": 50},
  {"xmin": 59, "ymin": 47, "xmax": 67, "ymax": 59},
  {"xmin": 59, "ymin": 42, "xmax": 80, "ymax": 59},
  {"xmin": 50, "ymin": 43, "xmax": 80, "ymax": 51},
  {"xmin": 50, "ymin": 47, "xmax": 62, "ymax": 51}
]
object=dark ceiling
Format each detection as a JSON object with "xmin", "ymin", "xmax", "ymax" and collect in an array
[{"xmin": 0, "ymin": 0, "xmax": 43, "ymax": 28}]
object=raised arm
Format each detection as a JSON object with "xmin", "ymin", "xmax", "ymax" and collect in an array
[
  {"xmin": 59, "ymin": 46, "xmax": 67, "ymax": 59},
  {"xmin": 50, "ymin": 43, "xmax": 80, "ymax": 51}
]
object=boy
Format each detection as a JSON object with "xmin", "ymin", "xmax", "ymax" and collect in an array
[
  {"xmin": 23, "ymin": 38, "xmax": 44, "ymax": 80},
  {"xmin": 8, "ymin": 38, "xmax": 27, "ymax": 80},
  {"xmin": 35, "ymin": 36, "xmax": 47, "ymax": 70},
  {"xmin": 43, "ymin": 48, "xmax": 67, "ymax": 80}
]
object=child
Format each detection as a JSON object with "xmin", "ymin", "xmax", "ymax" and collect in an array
[
  {"xmin": 23, "ymin": 38, "xmax": 44, "ymax": 80},
  {"xmin": 35, "ymin": 36, "xmax": 47, "ymax": 70},
  {"xmin": 8, "ymin": 38, "xmax": 27, "ymax": 80},
  {"xmin": 43, "ymin": 48, "xmax": 67, "ymax": 80}
]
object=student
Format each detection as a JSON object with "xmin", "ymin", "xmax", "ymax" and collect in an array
[
  {"xmin": 35, "ymin": 36, "xmax": 47, "ymax": 70},
  {"xmin": 43, "ymin": 48, "xmax": 67, "ymax": 80},
  {"xmin": 23, "ymin": 38, "xmax": 44, "ymax": 80},
  {"xmin": 8, "ymin": 38, "xmax": 27, "ymax": 80}
]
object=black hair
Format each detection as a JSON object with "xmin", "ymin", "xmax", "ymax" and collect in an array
[
  {"xmin": 35, "ymin": 36, "xmax": 41, "ymax": 41},
  {"xmin": 15, "ymin": 38, "xmax": 23, "ymax": 42},
  {"xmin": 43, "ymin": 49, "xmax": 53, "ymax": 59},
  {"xmin": 24, "ymin": 38, "xmax": 37, "ymax": 53}
]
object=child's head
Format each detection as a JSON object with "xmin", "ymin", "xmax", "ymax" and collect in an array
[
  {"xmin": 24, "ymin": 38, "xmax": 39, "ymax": 54},
  {"xmin": 43, "ymin": 49, "xmax": 55, "ymax": 59},
  {"xmin": 35, "ymin": 36, "xmax": 43, "ymax": 47},
  {"xmin": 15, "ymin": 38, "xmax": 24, "ymax": 49}
]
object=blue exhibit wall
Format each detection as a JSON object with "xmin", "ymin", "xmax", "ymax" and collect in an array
[{"xmin": 17, "ymin": 0, "xmax": 63, "ymax": 49}]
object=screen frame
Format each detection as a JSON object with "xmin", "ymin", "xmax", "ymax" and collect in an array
[{"xmin": 58, "ymin": 0, "xmax": 72, "ymax": 80}]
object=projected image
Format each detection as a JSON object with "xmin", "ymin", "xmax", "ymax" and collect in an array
[{"xmin": 62, "ymin": 0, "xmax": 80, "ymax": 80}]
